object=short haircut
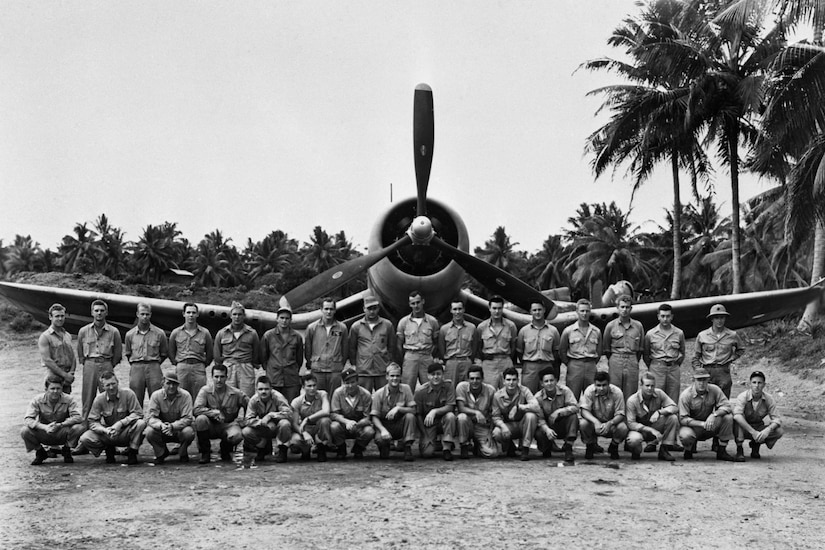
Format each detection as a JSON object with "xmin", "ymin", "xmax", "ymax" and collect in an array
[
  {"xmin": 658, "ymin": 304, "xmax": 673, "ymax": 313},
  {"xmin": 450, "ymin": 298, "xmax": 465, "ymax": 308},
  {"xmin": 427, "ymin": 363, "xmax": 444, "ymax": 374},
  {"xmin": 99, "ymin": 370, "xmax": 117, "ymax": 382},
  {"xmin": 45, "ymin": 374, "xmax": 65, "ymax": 388},
  {"xmin": 594, "ymin": 371, "xmax": 610, "ymax": 383},
  {"xmin": 48, "ymin": 303, "xmax": 66, "ymax": 315},
  {"xmin": 256, "ymin": 375, "xmax": 272, "ymax": 387},
  {"xmin": 640, "ymin": 371, "xmax": 656, "ymax": 384},
  {"xmin": 488, "ymin": 295, "xmax": 504, "ymax": 306},
  {"xmin": 91, "ymin": 299, "xmax": 108, "ymax": 311},
  {"xmin": 616, "ymin": 294, "xmax": 633, "ymax": 306},
  {"xmin": 467, "ymin": 365, "xmax": 483, "ymax": 378},
  {"xmin": 212, "ymin": 364, "xmax": 228, "ymax": 376},
  {"xmin": 137, "ymin": 302, "xmax": 152, "ymax": 313},
  {"xmin": 302, "ymin": 373, "xmax": 318, "ymax": 385},
  {"xmin": 182, "ymin": 302, "xmax": 198, "ymax": 313},
  {"xmin": 321, "ymin": 297, "xmax": 337, "ymax": 308},
  {"xmin": 409, "ymin": 290, "xmax": 423, "ymax": 300},
  {"xmin": 502, "ymin": 366, "xmax": 519, "ymax": 379},
  {"xmin": 576, "ymin": 299, "xmax": 592, "ymax": 308},
  {"xmin": 539, "ymin": 367, "xmax": 556, "ymax": 380}
]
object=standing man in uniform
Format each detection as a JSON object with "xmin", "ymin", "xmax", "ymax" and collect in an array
[
  {"xmin": 559, "ymin": 299, "xmax": 602, "ymax": 400},
  {"xmin": 169, "ymin": 302, "xmax": 214, "ymax": 404},
  {"xmin": 603, "ymin": 294, "xmax": 644, "ymax": 401},
  {"xmin": 677, "ymin": 368, "xmax": 742, "ymax": 461},
  {"xmin": 414, "ymin": 363, "xmax": 458, "ymax": 460},
  {"xmin": 348, "ymin": 293, "xmax": 395, "ymax": 392},
  {"xmin": 733, "ymin": 370, "xmax": 783, "ymax": 460},
  {"xmin": 625, "ymin": 372, "xmax": 678, "ymax": 461},
  {"xmin": 214, "ymin": 301, "xmax": 261, "ymax": 398},
  {"xmin": 305, "ymin": 297, "xmax": 349, "ymax": 394},
  {"xmin": 438, "ymin": 299, "xmax": 477, "ymax": 388},
  {"xmin": 193, "ymin": 364, "xmax": 249, "ymax": 464},
  {"xmin": 455, "ymin": 365, "xmax": 498, "ymax": 459},
  {"xmin": 516, "ymin": 301, "xmax": 560, "ymax": 394},
  {"xmin": 289, "ymin": 374, "xmax": 333, "ymax": 462},
  {"xmin": 692, "ymin": 304, "xmax": 745, "ymax": 398},
  {"xmin": 260, "ymin": 303, "xmax": 304, "ymax": 403},
  {"xmin": 491, "ymin": 367, "xmax": 539, "ymax": 461},
  {"xmin": 76, "ymin": 299, "xmax": 122, "ymax": 420},
  {"xmin": 533, "ymin": 367, "xmax": 578, "ymax": 463},
  {"xmin": 330, "ymin": 367, "xmax": 375, "ymax": 459},
  {"xmin": 396, "ymin": 291, "xmax": 440, "ymax": 390},
  {"xmin": 38, "ymin": 303, "xmax": 76, "ymax": 394},
  {"xmin": 642, "ymin": 304, "xmax": 685, "ymax": 404},
  {"xmin": 476, "ymin": 295, "xmax": 517, "ymax": 389},
  {"xmin": 124, "ymin": 303, "xmax": 168, "ymax": 407},
  {"xmin": 143, "ymin": 372, "xmax": 196, "ymax": 464},
  {"xmin": 78, "ymin": 371, "xmax": 144, "ymax": 465},
  {"xmin": 21, "ymin": 375, "xmax": 84, "ymax": 465},
  {"xmin": 579, "ymin": 371, "xmax": 629, "ymax": 460},
  {"xmin": 371, "ymin": 363, "xmax": 417, "ymax": 461}
]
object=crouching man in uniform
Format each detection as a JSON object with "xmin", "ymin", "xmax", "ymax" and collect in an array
[
  {"xmin": 143, "ymin": 372, "xmax": 195, "ymax": 464},
  {"xmin": 21, "ymin": 375, "xmax": 85, "ymax": 465},
  {"xmin": 492, "ymin": 367, "xmax": 539, "ymax": 461},
  {"xmin": 579, "ymin": 371, "xmax": 629, "ymax": 460},
  {"xmin": 733, "ymin": 370, "xmax": 783, "ymax": 460},
  {"xmin": 533, "ymin": 367, "xmax": 578, "ymax": 464},
  {"xmin": 455, "ymin": 365, "xmax": 498, "ymax": 459},
  {"xmin": 79, "ymin": 371, "xmax": 144, "ymax": 465},
  {"xmin": 289, "ymin": 374, "xmax": 333, "ymax": 462},
  {"xmin": 194, "ymin": 364, "xmax": 249, "ymax": 464},
  {"xmin": 330, "ymin": 367, "xmax": 375, "ymax": 459},
  {"xmin": 625, "ymin": 372, "xmax": 677, "ymax": 462},
  {"xmin": 414, "ymin": 362, "xmax": 458, "ymax": 461},
  {"xmin": 241, "ymin": 375, "xmax": 294, "ymax": 467},
  {"xmin": 371, "ymin": 363, "xmax": 416, "ymax": 461},
  {"xmin": 677, "ymin": 368, "xmax": 742, "ymax": 462}
]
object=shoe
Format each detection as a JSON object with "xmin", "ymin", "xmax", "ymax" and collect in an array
[
  {"xmin": 750, "ymin": 441, "xmax": 762, "ymax": 459},
  {"xmin": 594, "ymin": 444, "xmax": 605, "ymax": 454},
  {"xmin": 353, "ymin": 445, "xmax": 365, "ymax": 459},
  {"xmin": 31, "ymin": 448, "xmax": 49, "ymax": 465},
  {"xmin": 542, "ymin": 449, "xmax": 553, "ymax": 458},
  {"xmin": 105, "ymin": 446, "xmax": 117, "ymax": 464},
  {"xmin": 126, "ymin": 449, "xmax": 140, "ymax": 465},
  {"xmin": 198, "ymin": 452, "xmax": 211, "ymax": 464},
  {"xmin": 379, "ymin": 445, "xmax": 390, "ymax": 459},
  {"xmin": 403, "ymin": 444, "xmax": 414, "ymax": 462},
  {"xmin": 735, "ymin": 447, "xmax": 746, "ymax": 462},
  {"xmin": 256, "ymin": 448, "xmax": 267, "ymax": 462},
  {"xmin": 62, "ymin": 446, "xmax": 74, "ymax": 464},
  {"xmin": 520, "ymin": 447, "xmax": 530, "ymax": 462},
  {"xmin": 608, "ymin": 444, "xmax": 620, "ymax": 460},
  {"xmin": 275, "ymin": 446, "xmax": 288, "ymax": 464},
  {"xmin": 585, "ymin": 445, "xmax": 596, "ymax": 460},
  {"xmin": 336, "ymin": 445, "xmax": 347, "ymax": 459},
  {"xmin": 658, "ymin": 448, "xmax": 675, "ymax": 462},
  {"xmin": 506, "ymin": 445, "xmax": 518, "ymax": 458},
  {"xmin": 716, "ymin": 448, "xmax": 736, "ymax": 462},
  {"xmin": 551, "ymin": 440, "xmax": 563, "ymax": 453},
  {"xmin": 443, "ymin": 449, "xmax": 454, "ymax": 462},
  {"xmin": 240, "ymin": 453, "xmax": 256, "ymax": 469},
  {"xmin": 301, "ymin": 450, "xmax": 311, "ymax": 461},
  {"xmin": 644, "ymin": 443, "xmax": 658, "ymax": 453},
  {"xmin": 71, "ymin": 446, "xmax": 89, "ymax": 456},
  {"xmin": 563, "ymin": 443, "xmax": 574, "ymax": 464},
  {"xmin": 631, "ymin": 451, "xmax": 641, "ymax": 460},
  {"xmin": 46, "ymin": 447, "xmax": 59, "ymax": 459},
  {"xmin": 459, "ymin": 445, "xmax": 470, "ymax": 459},
  {"xmin": 711, "ymin": 437, "xmax": 719, "ymax": 452},
  {"xmin": 317, "ymin": 445, "xmax": 328, "ymax": 462},
  {"xmin": 684, "ymin": 450, "xmax": 693, "ymax": 460},
  {"xmin": 219, "ymin": 441, "xmax": 233, "ymax": 462},
  {"xmin": 152, "ymin": 449, "xmax": 170, "ymax": 465},
  {"xmin": 179, "ymin": 452, "xmax": 189, "ymax": 463},
  {"xmin": 670, "ymin": 443, "xmax": 685, "ymax": 452}
]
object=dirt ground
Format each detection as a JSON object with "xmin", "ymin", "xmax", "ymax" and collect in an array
[{"xmin": 1, "ymin": 328, "xmax": 823, "ymax": 550}]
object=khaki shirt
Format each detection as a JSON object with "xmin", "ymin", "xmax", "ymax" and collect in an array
[
  {"xmin": 370, "ymin": 384, "xmax": 415, "ymax": 419},
  {"xmin": 193, "ymin": 384, "xmax": 249, "ymax": 423},
  {"xmin": 643, "ymin": 325, "xmax": 685, "ymax": 364},
  {"xmin": 330, "ymin": 385, "xmax": 373, "ymax": 423},
  {"xmin": 491, "ymin": 385, "xmax": 540, "ymax": 426},
  {"xmin": 245, "ymin": 391, "xmax": 292, "ymax": 427},
  {"xmin": 455, "ymin": 381, "xmax": 497, "ymax": 424},
  {"xmin": 24, "ymin": 392, "xmax": 82, "ymax": 429},
  {"xmin": 39, "ymin": 326, "xmax": 76, "ymax": 372},
  {"xmin": 214, "ymin": 324, "xmax": 260, "ymax": 366},
  {"xmin": 88, "ymin": 388, "xmax": 143, "ymax": 432},
  {"xmin": 625, "ymin": 388, "xmax": 677, "ymax": 432},
  {"xmin": 125, "ymin": 324, "xmax": 168, "ymax": 362},
  {"xmin": 397, "ymin": 314, "xmax": 440, "ymax": 354},
  {"xmin": 579, "ymin": 384, "xmax": 625, "ymax": 423},
  {"xmin": 692, "ymin": 327, "xmax": 745, "ymax": 368},
  {"xmin": 477, "ymin": 318, "xmax": 518, "ymax": 356},
  {"xmin": 603, "ymin": 318, "xmax": 644, "ymax": 356},
  {"xmin": 517, "ymin": 322, "xmax": 560, "ymax": 362},
  {"xmin": 439, "ymin": 320, "xmax": 478, "ymax": 360},
  {"xmin": 146, "ymin": 389, "xmax": 193, "ymax": 431},
  {"xmin": 305, "ymin": 320, "xmax": 348, "ymax": 370},
  {"xmin": 349, "ymin": 318, "xmax": 395, "ymax": 376},
  {"xmin": 534, "ymin": 384, "xmax": 578, "ymax": 426},
  {"xmin": 678, "ymin": 384, "xmax": 731, "ymax": 425},
  {"xmin": 559, "ymin": 323, "xmax": 602, "ymax": 361},
  {"xmin": 169, "ymin": 325, "xmax": 213, "ymax": 364},
  {"xmin": 77, "ymin": 322, "xmax": 122, "ymax": 363}
]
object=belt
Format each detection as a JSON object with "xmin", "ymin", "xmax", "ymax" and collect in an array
[
  {"xmin": 654, "ymin": 359, "xmax": 677, "ymax": 366},
  {"xmin": 612, "ymin": 351, "xmax": 637, "ymax": 356},
  {"xmin": 445, "ymin": 356, "xmax": 471, "ymax": 361},
  {"xmin": 404, "ymin": 349, "xmax": 433, "ymax": 355},
  {"xmin": 129, "ymin": 359, "xmax": 159, "ymax": 364},
  {"xmin": 482, "ymin": 353, "xmax": 509, "ymax": 360},
  {"xmin": 704, "ymin": 363, "xmax": 730, "ymax": 369},
  {"xmin": 179, "ymin": 358, "xmax": 205, "ymax": 364},
  {"xmin": 568, "ymin": 357, "xmax": 598, "ymax": 363},
  {"xmin": 87, "ymin": 357, "xmax": 110, "ymax": 363}
]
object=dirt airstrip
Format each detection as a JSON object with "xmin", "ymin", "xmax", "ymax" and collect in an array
[{"xmin": 0, "ymin": 327, "xmax": 823, "ymax": 550}]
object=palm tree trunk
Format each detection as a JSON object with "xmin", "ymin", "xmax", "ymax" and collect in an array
[
  {"xmin": 798, "ymin": 220, "xmax": 825, "ymax": 331},
  {"xmin": 728, "ymin": 132, "xmax": 742, "ymax": 294},
  {"xmin": 670, "ymin": 152, "xmax": 682, "ymax": 300}
]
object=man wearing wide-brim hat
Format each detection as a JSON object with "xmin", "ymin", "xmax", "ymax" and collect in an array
[
  {"xmin": 143, "ymin": 371, "xmax": 195, "ymax": 464},
  {"xmin": 691, "ymin": 304, "xmax": 745, "ymax": 399}
]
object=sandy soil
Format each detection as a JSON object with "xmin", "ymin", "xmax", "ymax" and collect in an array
[{"xmin": 1, "ymin": 328, "xmax": 823, "ymax": 550}]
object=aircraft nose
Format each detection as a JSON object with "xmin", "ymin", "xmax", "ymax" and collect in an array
[{"xmin": 410, "ymin": 216, "xmax": 433, "ymax": 243}]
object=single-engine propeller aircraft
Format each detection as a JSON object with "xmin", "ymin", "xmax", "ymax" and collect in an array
[{"xmin": 1, "ymin": 84, "xmax": 823, "ymax": 339}]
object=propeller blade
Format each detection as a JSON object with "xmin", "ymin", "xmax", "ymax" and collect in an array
[
  {"xmin": 283, "ymin": 234, "xmax": 413, "ymax": 309},
  {"xmin": 430, "ymin": 236, "xmax": 557, "ymax": 318},
  {"xmin": 413, "ymin": 83, "xmax": 434, "ymax": 216}
]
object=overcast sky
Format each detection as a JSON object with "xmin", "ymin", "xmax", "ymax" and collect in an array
[{"xmin": 0, "ymin": 1, "xmax": 771, "ymax": 255}]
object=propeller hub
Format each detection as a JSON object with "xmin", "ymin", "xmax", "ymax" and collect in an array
[{"xmin": 408, "ymin": 216, "xmax": 434, "ymax": 244}]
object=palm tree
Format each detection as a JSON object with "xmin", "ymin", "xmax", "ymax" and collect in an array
[
  {"xmin": 680, "ymin": 196, "xmax": 730, "ymax": 296},
  {"xmin": 525, "ymin": 235, "xmax": 571, "ymax": 290},
  {"xmin": 131, "ymin": 224, "xmax": 181, "ymax": 283},
  {"xmin": 584, "ymin": 0, "xmax": 712, "ymax": 299},
  {"xmin": 303, "ymin": 226, "xmax": 340, "ymax": 274},
  {"xmin": 94, "ymin": 214, "xmax": 126, "ymax": 278},
  {"xmin": 191, "ymin": 230, "xmax": 242, "ymax": 287},
  {"xmin": 4, "ymin": 235, "xmax": 45, "ymax": 275},
  {"xmin": 58, "ymin": 222, "xmax": 102, "ymax": 274},
  {"xmin": 474, "ymin": 226, "xmax": 521, "ymax": 273}
]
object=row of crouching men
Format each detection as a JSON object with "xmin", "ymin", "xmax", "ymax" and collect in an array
[{"xmin": 22, "ymin": 358, "xmax": 782, "ymax": 467}]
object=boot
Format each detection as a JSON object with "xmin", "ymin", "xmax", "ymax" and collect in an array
[
  {"xmin": 631, "ymin": 448, "xmax": 641, "ymax": 460},
  {"xmin": 658, "ymin": 447, "xmax": 675, "ymax": 462},
  {"xmin": 749, "ymin": 441, "xmax": 762, "ymax": 459},
  {"xmin": 241, "ymin": 444, "xmax": 257, "ymax": 469},
  {"xmin": 197, "ymin": 432, "xmax": 211, "ymax": 464},
  {"xmin": 736, "ymin": 444, "xmax": 746, "ymax": 462},
  {"xmin": 563, "ymin": 443, "xmax": 574, "ymax": 464},
  {"xmin": 31, "ymin": 448, "xmax": 49, "ymax": 465},
  {"xmin": 542, "ymin": 445, "xmax": 553, "ymax": 459},
  {"xmin": 585, "ymin": 444, "xmax": 597, "ymax": 460},
  {"xmin": 126, "ymin": 448, "xmax": 140, "ymax": 465},
  {"xmin": 336, "ymin": 444, "xmax": 347, "ymax": 459},
  {"xmin": 608, "ymin": 443, "xmax": 620, "ymax": 460},
  {"xmin": 256, "ymin": 446, "xmax": 268, "ymax": 462},
  {"xmin": 716, "ymin": 446, "xmax": 737, "ymax": 462},
  {"xmin": 61, "ymin": 446, "xmax": 74, "ymax": 464},
  {"xmin": 105, "ymin": 445, "xmax": 117, "ymax": 464},
  {"xmin": 378, "ymin": 443, "xmax": 390, "ymax": 459},
  {"xmin": 352, "ymin": 444, "xmax": 365, "ymax": 459},
  {"xmin": 460, "ymin": 444, "xmax": 471, "ymax": 459},
  {"xmin": 317, "ymin": 444, "xmax": 328, "ymax": 462},
  {"xmin": 219, "ymin": 441, "xmax": 233, "ymax": 462},
  {"xmin": 520, "ymin": 446, "xmax": 530, "ymax": 462},
  {"xmin": 594, "ymin": 443, "xmax": 605, "ymax": 454},
  {"xmin": 403, "ymin": 443, "xmax": 414, "ymax": 462},
  {"xmin": 711, "ymin": 437, "xmax": 719, "ymax": 452},
  {"xmin": 506, "ymin": 444, "xmax": 518, "ymax": 458},
  {"xmin": 274, "ymin": 445, "xmax": 288, "ymax": 464},
  {"xmin": 443, "ymin": 449, "xmax": 454, "ymax": 462}
]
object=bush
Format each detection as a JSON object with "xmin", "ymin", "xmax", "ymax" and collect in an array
[
  {"xmin": 9, "ymin": 311, "xmax": 34, "ymax": 332},
  {"xmin": 0, "ymin": 303, "xmax": 18, "ymax": 322}
]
